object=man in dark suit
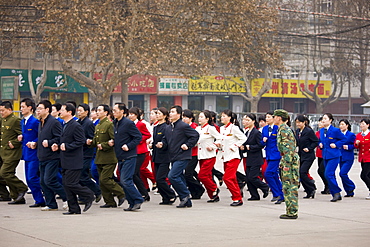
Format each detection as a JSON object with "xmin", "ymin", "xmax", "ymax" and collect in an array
[
  {"xmin": 19, "ymin": 98, "xmax": 45, "ymax": 207},
  {"xmin": 54, "ymin": 103, "xmax": 94, "ymax": 215},
  {"xmin": 112, "ymin": 103, "xmax": 143, "ymax": 211},
  {"xmin": 166, "ymin": 105, "xmax": 199, "ymax": 208},
  {"xmin": 241, "ymin": 114, "xmax": 269, "ymax": 201},
  {"xmin": 0, "ymin": 101, "xmax": 28, "ymax": 204},
  {"xmin": 77, "ymin": 103, "xmax": 101, "ymax": 203}
]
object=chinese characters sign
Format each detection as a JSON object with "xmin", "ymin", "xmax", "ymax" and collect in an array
[
  {"xmin": 158, "ymin": 76, "xmax": 188, "ymax": 95},
  {"xmin": 252, "ymin": 78, "xmax": 331, "ymax": 98},
  {"xmin": 189, "ymin": 76, "xmax": 246, "ymax": 95},
  {"xmin": 1, "ymin": 77, "xmax": 18, "ymax": 100},
  {"xmin": 109, "ymin": 74, "xmax": 157, "ymax": 94}
]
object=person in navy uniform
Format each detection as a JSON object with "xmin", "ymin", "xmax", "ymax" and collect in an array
[
  {"xmin": 166, "ymin": 105, "xmax": 199, "ymax": 208},
  {"xmin": 19, "ymin": 98, "xmax": 45, "ymax": 207},
  {"xmin": 319, "ymin": 113, "xmax": 346, "ymax": 202},
  {"xmin": 54, "ymin": 103, "xmax": 94, "ymax": 215}
]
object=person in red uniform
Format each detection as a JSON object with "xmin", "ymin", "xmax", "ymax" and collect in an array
[
  {"xmin": 354, "ymin": 118, "xmax": 370, "ymax": 200},
  {"xmin": 128, "ymin": 107, "xmax": 151, "ymax": 202}
]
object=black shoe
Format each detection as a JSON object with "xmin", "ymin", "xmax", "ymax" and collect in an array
[
  {"xmin": 263, "ymin": 189, "xmax": 269, "ymax": 198},
  {"xmin": 124, "ymin": 207, "xmax": 133, "ymax": 211},
  {"xmin": 207, "ymin": 196, "xmax": 220, "ymax": 203},
  {"xmin": 0, "ymin": 197, "xmax": 11, "ymax": 202},
  {"xmin": 321, "ymin": 188, "xmax": 331, "ymax": 194},
  {"xmin": 118, "ymin": 197, "xmax": 125, "ymax": 206},
  {"xmin": 271, "ymin": 196, "xmax": 280, "ymax": 202},
  {"xmin": 247, "ymin": 197, "xmax": 260, "ymax": 201},
  {"xmin": 330, "ymin": 193, "xmax": 342, "ymax": 202},
  {"xmin": 177, "ymin": 195, "xmax": 190, "ymax": 207},
  {"xmin": 212, "ymin": 188, "xmax": 220, "ymax": 199},
  {"xmin": 344, "ymin": 190, "xmax": 354, "ymax": 197},
  {"xmin": 176, "ymin": 199, "xmax": 192, "ymax": 208},
  {"xmin": 303, "ymin": 191, "xmax": 315, "ymax": 199},
  {"xmin": 152, "ymin": 183, "xmax": 157, "ymax": 191},
  {"xmin": 159, "ymin": 201, "xmax": 171, "ymax": 205},
  {"xmin": 131, "ymin": 203, "xmax": 142, "ymax": 211},
  {"xmin": 63, "ymin": 211, "xmax": 81, "ymax": 215},
  {"xmin": 275, "ymin": 199, "xmax": 285, "ymax": 204},
  {"xmin": 230, "ymin": 200, "xmax": 243, "ymax": 206},
  {"xmin": 83, "ymin": 200, "xmax": 93, "ymax": 212},
  {"xmin": 143, "ymin": 195, "xmax": 150, "ymax": 202},
  {"xmin": 29, "ymin": 203, "xmax": 46, "ymax": 208},
  {"xmin": 8, "ymin": 198, "xmax": 26, "ymax": 205},
  {"xmin": 219, "ymin": 179, "xmax": 223, "ymax": 186},
  {"xmin": 279, "ymin": 214, "xmax": 298, "ymax": 219},
  {"xmin": 15, "ymin": 191, "xmax": 27, "ymax": 202},
  {"xmin": 100, "ymin": 204, "xmax": 117, "ymax": 208},
  {"xmin": 95, "ymin": 194, "xmax": 102, "ymax": 203}
]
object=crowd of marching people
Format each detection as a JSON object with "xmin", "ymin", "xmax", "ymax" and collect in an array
[{"xmin": 0, "ymin": 98, "xmax": 370, "ymax": 219}]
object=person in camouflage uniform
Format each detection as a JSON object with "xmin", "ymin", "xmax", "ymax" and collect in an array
[{"xmin": 273, "ymin": 109, "xmax": 299, "ymax": 219}]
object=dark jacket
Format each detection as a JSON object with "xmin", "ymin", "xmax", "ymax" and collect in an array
[
  {"xmin": 242, "ymin": 127, "xmax": 264, "ymax": 167},
  {"xmin": 113, "ymin": 117, "xmax": 142, "ymax": 161},
  {"xmin": 165, "ymin": 119, "xmax": 199, "ymax": 162},
  {"xmin": 296, "ymin": 126, "xmax": 319, "ymax": 161},
  {"xmin": 59, "ymin": 119, "xmax": 85, "ymax": 170},
  {"xmin": 0, "ymin": 113, "xmax": 22, "ymax": 161},
  {"xmin": 152, "ymin": 122, "xmax": 170, "ymax": 164},
  {"xmin": 21, "ymin": 115, "xmax": 39, "ymax": 161},
  {"xmin": 37, "ymin": 114, "xmax": 61, "ymax": 162},
  {"xmin": 77, "ymin": 117, "xmax": 95, "ymax": 158}
]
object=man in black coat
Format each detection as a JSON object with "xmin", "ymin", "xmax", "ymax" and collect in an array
[
  {"xmin": 54, "ymin": 103, "xmax": 94, "ymax": 215},
  {"xmin": 166, "ymin": 105, "xmax": 199, "ymax": 208}
]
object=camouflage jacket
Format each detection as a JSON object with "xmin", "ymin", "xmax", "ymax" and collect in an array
[{"xmin": 277, "ymin": 123, "xmax": 297, "ymax": 164}]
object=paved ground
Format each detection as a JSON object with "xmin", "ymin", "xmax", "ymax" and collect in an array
[{"xmin": 0, "ymin": 159, "xmax": 370, "ymax": 247}]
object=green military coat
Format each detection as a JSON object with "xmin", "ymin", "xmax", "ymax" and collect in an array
[
  {"xmin": 91, "ymin": 117, "xmax": 117, "ymax": 164},
  {"xmin": 0, "ymin": 113, "xmax": 22, "ymax": 161}
]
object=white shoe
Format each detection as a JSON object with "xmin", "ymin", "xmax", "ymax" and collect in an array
[
  {"xmin": 63, "ymin": 201, "xmax": 69, "ymax": 210},
  {"xmin": 41, "ymin": 206, "xmax": 58, "ymax": 211},
  {"xmin": 366, "ymin": 193, "xmax": 370, "ymax": 200}
]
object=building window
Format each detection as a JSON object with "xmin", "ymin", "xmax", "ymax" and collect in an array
[
  {"xmin": 188, "ymin": 96, "xmax": 203, "ymax": 111},
  {"xmin": 294, "ymin": 100, "xmax": 306, "ymax": 114},
  {"xmin": 269, "ymin": 99, "xmax": 281, "ymax": 111},
  {"xmin": 216, "ymin": 95, "xmax": 231, "ymax": 113},
  {"xmin": 157, "ymin": 96, "xmax": 174, "ymax": 110}
]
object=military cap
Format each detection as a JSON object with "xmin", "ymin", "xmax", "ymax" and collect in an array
[{"xmin": 273, "ymin": 109, "xmax": 289, "ymax": 119}]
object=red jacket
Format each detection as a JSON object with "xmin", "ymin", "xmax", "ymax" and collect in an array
[
  {"xmin": 354, "ymin": 132, "xmax": 370, "ymax": 162},
  {"xmin": 190, "ymin": 122, "xmax": 198, "ymax": 156},
  {"xmin": 315, "ymin": 131, "xmax": 322, "ymax": 158},
  {"xmin": 136, "ymin": 120, "xmax": 151, "ymax": 154}
]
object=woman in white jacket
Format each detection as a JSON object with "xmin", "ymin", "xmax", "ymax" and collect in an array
[
  {"xmin": 196, "ymin": 110, "xmax": 222, "ymax": 203},
  {"xmin": 219, "ymin": 109, "xmax": 247, "ymax": 206}
]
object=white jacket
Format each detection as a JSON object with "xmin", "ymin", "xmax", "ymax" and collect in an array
[
  {"xmin": 196, "ymin": 124, "xmax": 222, "ymax": 160},
  {"xmin": 220, "ymin": 123, "xmax": 247, "ymax": 162}
]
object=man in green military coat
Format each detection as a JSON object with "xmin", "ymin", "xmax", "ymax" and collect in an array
[
  {"xmin": 87, "ymin": 104, "xmax": 125, "ymax": 208},
  {"xmin": 0, "ymin": 101, "xmax": 28, "ymax": 204},
  {"xmin": 0, "ymin": 115, "xmax": 11, "ymax": 201},
  {"xmin": 273, "ymin": 109, "xmax": 299, "ymax": 220}
]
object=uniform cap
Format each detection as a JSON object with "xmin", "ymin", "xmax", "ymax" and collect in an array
[{"xmin": 273, "ymin": 109, "xmax": 289, "ymax": 119}]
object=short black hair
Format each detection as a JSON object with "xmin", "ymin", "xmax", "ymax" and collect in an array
[
  {"xmin": 38, "ymin": 100, "xmax": 52, "ymax": 113},
  {"xmin": 182, "ymin": 109, "xmax": 194, "ymax": 121},
  {"xmin": 21, "ymin": 98, "xmax": 36, "ymax": 112},
  {"xmin": 129, "ymin": 107, "xmax": 141, "ymax": 120},
  {"xmin": 0, "ymin": 101, "xmax": 13, "ymax": 110},
  {"xmin": 339, "ymin": 119, "xmax": 351, "ymax": 131},
  {"xmin": 65, "ymin": 100, "xmax": 77, "ymax": 108},
  {"xmin": 52, "ymin": 103, "xmax": 62, "ymax": 111},
  {"xmin": 115, "ymin": 102, "xmax": 128, "ymax": 116},
  {"xmin": 78, "ymin": 103, "xmax": 90, "ymax": 116},
  {"xmin": 63, "ymin": 103, "xmax": 76, "ymax": 116},
  {"xmin": 98, "ymin": 104, "xmax": 111, "ymax": 116},
  {"xmin": 171, "ymin": 105, "xmax": 182, "ymax": 117}
]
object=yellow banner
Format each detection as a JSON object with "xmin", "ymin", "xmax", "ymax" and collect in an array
[{"xmin": 189, "ymin": 76, "xmax": 331, "ymax": 98}]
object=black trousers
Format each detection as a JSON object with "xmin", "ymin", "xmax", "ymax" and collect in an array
[
  {"xmin": 185, "ymin": 155, "xmax": 204, "ymax": 198},
  {"xmin": 317, "ymin": 157, "xmax": 328, "ymax": 190},
  {"xmin": 79, "ymin": 157, "xmax": 101, "ymax": 197},
  {"xmin": 133, "ymin": 153, "xmax": 149, "ymax": 198},
  {"xmin": 212, "ymin": 168, "xmax": 223, "ymax": 181},
  {"xmin": 155, "ymin": 162, "xmax": 176, "ymax": 202},
  {"xmin": 300, "ymin": 159, "xmax": 316, "ymax": 194},
  {"xmin": 246, "ymin": 165, "xmax": 269, "ymax": 199},
  {"xmin": 62, "ymin": 169, "xmax": 94, "ymax": 213},
  {"xmin": 360, "ymin": 162, "xmax": 370, "ymax": 191}
]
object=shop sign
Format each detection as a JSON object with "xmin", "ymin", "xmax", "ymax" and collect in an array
[
  {"xmin": 189, "ymin": 76, "xmax": 245, "ymax": 95},
  {"xmin": 110, "ymin": 74, "xmax": 157, "ymax": 94},
  {"xmin": 1, "ymin": 76, "xmax": 18, "ymax": 100},
  {"xmin": 158, "ymin": 76, "xmax": 188, "ymax": 95}
]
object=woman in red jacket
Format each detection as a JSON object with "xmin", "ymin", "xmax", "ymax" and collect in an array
[
  {"xmin": 128, "ymin": 107, "xmax": 152, "ymax": 201},
  {"xmin": 354, "ymin": 118, "xmax": 370, "ymax": 200}
]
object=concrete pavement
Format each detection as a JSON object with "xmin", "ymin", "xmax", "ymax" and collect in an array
[{"xmin": 0, "ymin": 159, "xmax": 370, "ymax": 246}]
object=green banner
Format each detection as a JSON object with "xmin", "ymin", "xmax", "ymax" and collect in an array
[
  {"xmin": 1, "ymin": 76, "xmax": 18, "ymax": 99},
  {"xmin": 0, "ymin": 69, "xmax": 89, "ymax": 93}
]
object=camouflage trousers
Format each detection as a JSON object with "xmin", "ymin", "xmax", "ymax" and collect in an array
[{"xmin": 280, "ymin": 154, "xmax": 299, "ymax": 216}]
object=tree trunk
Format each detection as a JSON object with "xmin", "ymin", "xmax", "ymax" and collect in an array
[
  {"xmin": 250, "ymin": 98, "xmax": 259, "ymax": 113},
  {"xmin": 315, "ymin": 101, "xmax": 323, "ymax": 114},
  {"xmin": 121, "ymin": 79, "xmax": 128, "ymax": 104}
]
